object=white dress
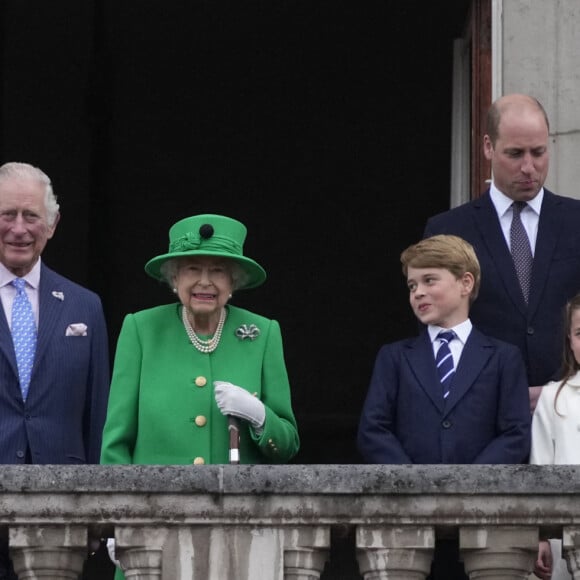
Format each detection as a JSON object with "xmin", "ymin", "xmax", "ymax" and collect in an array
[{"xmin": 530, "ymin": 371, "xmax": 580, "ymax": 580}]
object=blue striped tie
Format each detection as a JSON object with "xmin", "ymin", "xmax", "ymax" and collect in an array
[
  {"xmin": 436, "ymin": 331, "xmax": 455, "ymax": 399},
  {"xmin": 11, "ymin": 278, "xmax": 37, "ymax": 401}
]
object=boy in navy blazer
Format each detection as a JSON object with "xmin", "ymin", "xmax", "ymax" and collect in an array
[{"xmin": 357, "ymin": 235, "xmax": 530, "ymax": 579}]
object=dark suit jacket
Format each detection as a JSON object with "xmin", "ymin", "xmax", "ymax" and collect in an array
[
  {"xmin": 0, "ymin": 264, "xmax": 110, "ymax": 464},
  {"xmin": 357, "ymin": 327, "xmax": 531, "ymax": 464},
  {"xmin": 424, "ymin": 189, "xmax": 580, "ymax": 386}
]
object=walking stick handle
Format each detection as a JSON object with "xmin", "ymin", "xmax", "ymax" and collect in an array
[{"xmin": 228, "ymin": 415, "xmax": 240, "ymax": 464}]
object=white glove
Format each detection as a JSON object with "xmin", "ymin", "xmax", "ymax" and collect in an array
[
  {"xmin": 106, "ymin": 538, "xmax": 124, "ymax": 570},
  {"xmin": 214, "ymin": 381, "xmax": 266, "ymax": 429}
]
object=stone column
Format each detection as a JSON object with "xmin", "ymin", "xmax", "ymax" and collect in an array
[
  {"xmin": 283, "ymin": 525, "xmax": 330, "ymax": 579},
  {"xmin": 9, "ymin": 524, "xmax": 87, "ymax": 579},
  {"xmin": 114, "ymin": 525, "xmax": 169, "ymax": 579},
  {"xmin": 563, "ymin": 526, "xmax": 580, "ymax": 579},
  {"xmin": 460, "ymin": 526, "xmax": 538, "ymax": 579},
  {"xmin": 356, "ymin": 525, "xmax": 435, "ymax": 579}
]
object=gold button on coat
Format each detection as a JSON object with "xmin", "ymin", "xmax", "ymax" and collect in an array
[
  {"xmin": 193, "ymin": 457, "xmax": 205, "ymax": 465},
  {"xmin": 195, "ymin": 415, "xmax": 207, "ymax": 427},
  {"xmin": 195, "ymin": 376, "xmax": 207, "ymax": 387}
]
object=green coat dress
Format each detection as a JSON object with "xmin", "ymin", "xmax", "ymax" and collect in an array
[
  {"xmin": 100, "ymin": 303, "xmax": 300, "ymax": 579},
  {"xmin": 101, "ymin": 303, "xmax": 300, "ymax": 465}
]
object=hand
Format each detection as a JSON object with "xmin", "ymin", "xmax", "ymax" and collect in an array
[
  {"xmin": 214, "ymin": 381, "xmax": 266, "ymax": 429},
  {"xmin": 529, "ymin": 385, "xmax": 543, "ymax": 414},
  {"xmin": 533, "ymin": 539, "xmax": 553, "ymax": 580}
]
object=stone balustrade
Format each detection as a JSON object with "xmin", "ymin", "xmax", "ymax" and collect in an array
[{"xmin": 0, "ymin": 464, "xmax": 578, "ymax": 579}]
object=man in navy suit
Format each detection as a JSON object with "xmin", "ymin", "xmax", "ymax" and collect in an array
[
  {"xmin": 357, "ymin": 234, "xmax": 530, "ymax": 579},
  {"xmin": 424, "ymin": 93, "xmax": 580, "ymax": 413},
  {"xmin": 0, "ymin": 162, "xmax": 110, "ymax": 578}
]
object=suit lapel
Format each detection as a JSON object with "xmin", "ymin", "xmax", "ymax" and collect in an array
[
  {"xmin": 404, "ymin": 332, "xmax": 445, "ymax": 413},
  {"xmin": 34, "ymin": 267, "xmax": 65, "ymax": 373},
  {"xmin": 473, "ymin": 193, "xmax": 527, "ymax": 313},
  {"xmin": 443, "ymin": 328, "xmax": 493, "ymax": 415},
  {"xmin": 0, "ymin": 296, "xmax": 18, "ymax": 378},
  {"xmin": 527, "ymin": 190, "xmax": 560, "ymax": 317}
]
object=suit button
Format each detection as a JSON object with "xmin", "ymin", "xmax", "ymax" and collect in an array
[
  {"xmin": 193, "ymin": 457, "xmax": 205, "ymax": 465},
  {"xmin": 195, "ymin": 415, "xmax": 207, "ymax": 427},
  {"xmin": 194, "ymin": 376, "xmax": 207, "ymax": 387},
  {"xmin": 16, "ymin": 450, "xmax": 24, "ymax": 458},
  {"xmin": 441, "ymin": 420, "xmax": 452, "ymax": 429},
  {"xmin": 527, "ymin": 327, "xmax": 534, "ymax": 335}
]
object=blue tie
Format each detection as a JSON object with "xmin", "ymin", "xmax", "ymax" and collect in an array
[
  {"xmin": 11, "ymin": 278, "xmax": 37, "ymax": 401},
  {"xmin": 436, "ymin": 331, "xmax": 455, "ymax": 399}
]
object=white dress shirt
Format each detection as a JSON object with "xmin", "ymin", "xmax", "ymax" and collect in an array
[
  {"xmin": 428, "ymin": 319, "xmax": 473, "ymax": 369},
  {"xmin": 0, "ymin": 259, "xmax": 41, "ymax": 327},
  {"xmin": 489, "ymin": 183, "xmax": 542, "ymax": 255}
]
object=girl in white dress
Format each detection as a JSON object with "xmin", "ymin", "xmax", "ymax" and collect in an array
[{"xmin": 530, "ymin": 293, "xmax": 580, "ymax": 580}]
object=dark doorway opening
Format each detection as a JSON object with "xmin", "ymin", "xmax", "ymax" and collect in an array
[{"xmin": 1, "ymin": 0, "xmax": 472, "ymax": 467}]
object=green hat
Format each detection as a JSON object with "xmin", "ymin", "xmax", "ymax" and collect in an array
[{"xmin": 145, "ymin": 214, "xmax": 267, "ymax": 289}]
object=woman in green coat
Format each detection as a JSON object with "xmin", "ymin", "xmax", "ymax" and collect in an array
[
  {"xmin": 100, "ymin": 214, "xmax": 300, "ymax": 577},
  {"xmin": 101, "ymin": 213, "xmax": 299, "ymax": 465}
]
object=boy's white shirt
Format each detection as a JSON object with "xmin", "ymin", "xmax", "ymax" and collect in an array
[{"xmin": 428, "ymin": 318, "xmax": 472, "ymax": 368}]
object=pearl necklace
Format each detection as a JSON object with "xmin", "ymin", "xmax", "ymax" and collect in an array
[{"xmin": 182, "ymin": 306, "xmax": 226, "ymax": 353}]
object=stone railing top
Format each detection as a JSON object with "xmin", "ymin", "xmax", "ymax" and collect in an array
[
  {"xmin": 0, "ymin": 464, "xmax": 578, "ymax": 495},
  {"xmin": 0, "ymin": 465, "xmax": 578, "ymax": 532}
]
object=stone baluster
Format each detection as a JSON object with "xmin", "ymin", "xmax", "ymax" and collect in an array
[
  {"xmin": 114, "ymin": 525, "xmax": 169, "ymax": 579},
  {"xmin": 283, "ymin": 525, "xmax": 330, "ymax": 579},
  {"xmin": 9, "ymin": 524, "xmax": 87, "ymax": 579},
  {"xmin": 356, "ymin": 525, "xmax": 435, "ymax": 579},
  {"xmin": 460, "ymin": 525, "xmax": 537, "ymax": 579}
]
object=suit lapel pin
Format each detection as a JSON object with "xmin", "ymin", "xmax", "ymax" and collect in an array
[{"xmin": 51, "ymin": 291, "xmax": 65, "ymax": 301}]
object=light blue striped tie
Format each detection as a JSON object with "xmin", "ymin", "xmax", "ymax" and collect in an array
[
  {"xmin": 11, "ymin": 278, "xmax": 37, "ymax": 401},
  {"xmin": 436, "ymin": 330, "xmax": 455, "ymax": 400}
]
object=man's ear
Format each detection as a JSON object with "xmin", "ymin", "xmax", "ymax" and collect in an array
[
  {"xmin": 483, "ymin": 134, "xmax": 494, "ymax": 161},
  {"xmin": 47, "ymin": 212, "xmax": 61, "ymax": 240}
]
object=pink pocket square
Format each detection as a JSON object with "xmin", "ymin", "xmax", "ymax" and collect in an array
[{"xmin": 65, "ymin": 323, "xmax": 88, "ymax": 337}]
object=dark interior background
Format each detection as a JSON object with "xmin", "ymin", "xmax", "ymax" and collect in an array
[
  {"xmin": 0, "ymin": 2, "xmax": 473, "ymax": 578},
  {"xmin": 0, "ymin": 0, "xmax": 471, "ymax": 467}
]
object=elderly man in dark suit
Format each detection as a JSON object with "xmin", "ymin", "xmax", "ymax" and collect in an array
[
  {"xmin": 424, "ymin": 93, "xmax": 580, "ymax": 414},
  {"xmin": 0, "ymin": 162, "xmax": 110, "ymax": 579}
]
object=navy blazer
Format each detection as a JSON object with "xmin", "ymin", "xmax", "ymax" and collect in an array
[
  {"xmin": 357, "ymin": 327, "xmax": 531, "ymax": 464},
  {"xmin": 0, "ymin": 264, "xmax": 110, "ymax": 464},
  {"xmin": 424, "ymin": 189, "xmax": 580, "ymax": 386}
]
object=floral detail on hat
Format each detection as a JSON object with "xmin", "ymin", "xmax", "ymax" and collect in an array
[
  {"xmin": 235, "ymin": 324, "xmax": 261, "ymax": 341},
  {"xmin": 171, "ymin": 233, "xmax": 201, "ymax": 252}
]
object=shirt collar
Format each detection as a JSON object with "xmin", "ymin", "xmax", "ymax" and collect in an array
[
  {"xmin": 428, "ymin": 318, "xmax": 472, "ymax": 345},
  {"xmin": 0, "ymin": 259, "xmax": 41, "ymax": 290},
  {"xmin": 489, "ymin": 182, "xmax": 544, "ymax": 218}
]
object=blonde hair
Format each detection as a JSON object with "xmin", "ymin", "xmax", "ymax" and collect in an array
[{"xmin": 400, "ymin": 235, "xmax": 481, "ymax": 302}]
